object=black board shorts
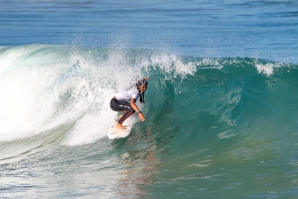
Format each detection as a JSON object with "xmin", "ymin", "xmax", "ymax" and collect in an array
[{"xmin": 110, "ymin": 98, "xmax": 135, "ymax": 124}]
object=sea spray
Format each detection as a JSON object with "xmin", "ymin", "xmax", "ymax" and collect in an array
[{"xmin": 0, "ymin": 45, "xmax": 199, "ymax": 144}]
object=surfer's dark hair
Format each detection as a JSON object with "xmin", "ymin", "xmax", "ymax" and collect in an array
[{"xmin": 136, "ymin": 79, "xmax": 148, "ymax": 104}]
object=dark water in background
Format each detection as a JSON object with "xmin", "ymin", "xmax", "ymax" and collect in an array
[
  {"xmin": 1, "ymin": 1, "xmax": 298, "ymax": 198},
  {"xmin": 1, "ymin": 0, "xmax": 298, "ymax": 62}
]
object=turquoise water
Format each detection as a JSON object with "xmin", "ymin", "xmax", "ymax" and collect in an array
[{"xmin": 1, "ymin": 1, "xmax": 298, "ymax": 198}]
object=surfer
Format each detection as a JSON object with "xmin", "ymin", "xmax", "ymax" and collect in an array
[{"xmin": 110, "ymin": 78, "xmax": 148, "ymax": 130}]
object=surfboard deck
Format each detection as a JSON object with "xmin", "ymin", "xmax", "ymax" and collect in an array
[{"xmin": 108, "ymin": 123, "xmax": 133, "ymax": 139}]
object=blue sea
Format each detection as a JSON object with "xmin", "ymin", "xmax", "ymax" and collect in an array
[{"xmin": 1, "ymin": 0, "xmax": 298, "ymax": 198}]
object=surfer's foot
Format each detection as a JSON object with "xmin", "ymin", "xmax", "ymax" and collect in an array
[{"xmin": 115, "ymin": 123, "xmax": 126, "ymax": 130}]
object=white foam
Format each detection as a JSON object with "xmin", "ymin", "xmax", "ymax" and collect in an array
[
  {"xmin": 149, "ymin": 53, "xmax": 197, "ymax": 80},
  {"xmin": 255, "ymin": 62, "xmax": 280, "ymax": 76},
  {"xmin": 0, "ymin": 65, "xmax": 58, "ymax": 141},
  {"xmin": 0, "ymin": 45, "xmax": 198, "ymax": 145},
  {"xmin": 62, "ymin": 113, "xmax": 113, "ymax": 146}
]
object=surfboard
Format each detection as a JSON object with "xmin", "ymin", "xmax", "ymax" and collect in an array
[{"xmin": 108, "ymin": 123, "xmax": 133, "ymax": 139}]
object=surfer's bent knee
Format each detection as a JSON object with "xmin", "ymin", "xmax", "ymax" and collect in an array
[{"xmin": 110, "ymin": 98, "xmax": 132, "ymax": 112}]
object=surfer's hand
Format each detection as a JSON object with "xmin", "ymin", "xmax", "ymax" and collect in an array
[{"xmin": 138, "ymin": 113, "xmax": 145, "ymax": 121}]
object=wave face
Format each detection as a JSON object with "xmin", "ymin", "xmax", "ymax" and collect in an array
[{"xmin": 1, "ymin": 44, "xmax": 298, "ymax": 198}]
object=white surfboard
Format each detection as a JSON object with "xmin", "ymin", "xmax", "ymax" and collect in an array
[{"xmin": 108, "ymin": 123, "xmax": 133, "ymax": 139}]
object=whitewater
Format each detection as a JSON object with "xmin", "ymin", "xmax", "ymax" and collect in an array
[
  {"xmin": 0, "ymin": 45, "xmax": 198, "ymax": 145},
  {"xmin": 1, "ymin": 0, "xmax": 298, "ymax": 198}
]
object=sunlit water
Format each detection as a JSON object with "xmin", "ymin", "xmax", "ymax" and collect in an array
[{"xmin": 1, "ymin": 1, "xmax": 298, "ymax": 198}]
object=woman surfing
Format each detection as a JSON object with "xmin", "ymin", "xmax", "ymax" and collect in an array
[{"xmin": 110, "ymin": 78, "xmax": 148, "ymax": 130}]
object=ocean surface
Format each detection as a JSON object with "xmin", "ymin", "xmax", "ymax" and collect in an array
[{"xmin": 1, "ymin": 0, "xmax": 298, "ymax": 198}]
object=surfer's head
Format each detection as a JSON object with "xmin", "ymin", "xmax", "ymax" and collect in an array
[
  {"xmin": 136, "ymin": 78, "xmax": 148, "ymax": 103},
  {"xmin": 141, "ymin": 78, "xmax": 148, "ymax": 86},
  {"xmin": 136, "ymin": 78, "xmax": 148, "ymax": 91}
]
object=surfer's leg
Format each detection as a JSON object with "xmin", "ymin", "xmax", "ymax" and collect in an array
[
  {"xmin": 110, "ymin": 98, "xmax": 131, "ymax": 112},
  {"xmin": 118, "ymin": 109, "xmax": 134, "ymax": 124},
  {"xmin": 110, "ymin": 98, "xmax": 135, "ymax": 128},
  {"xmin": 116, "ymin": 114, "xmax": 123, "ymax": 121}
]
